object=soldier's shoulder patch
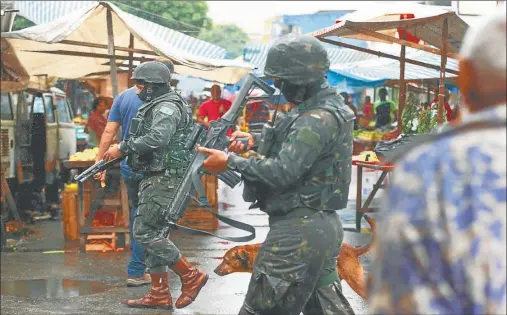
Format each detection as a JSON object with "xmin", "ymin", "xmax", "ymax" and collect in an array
[
  {"xmin": 296, "ymin": 126, "xmax": 321, "ymax": 146},
  {"xmin": 159, "ymin": 105, "xmax": 175, "ymax": 116}
]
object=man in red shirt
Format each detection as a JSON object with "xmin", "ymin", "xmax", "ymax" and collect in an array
[{"xmin": 197, "ymin": 85, "xmax": 233, "ymax": 136}]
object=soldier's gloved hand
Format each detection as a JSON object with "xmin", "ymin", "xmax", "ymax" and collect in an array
[
  {"xmin": 196, "ymin": 144, "xmax": 228, "ymax": 174},
  {"xmin": 228, "ymin": 131, "xmax": 254, "ymax": 153}
]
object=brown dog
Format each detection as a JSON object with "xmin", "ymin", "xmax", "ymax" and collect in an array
[{"xmin": 214, "ymin": 215, "xmax": 376, "ymax": 300}]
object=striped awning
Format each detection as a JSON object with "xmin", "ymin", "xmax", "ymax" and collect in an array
[
  {"xmin": 243, "ymin": 42, "xmax": 376, "ymax": 77},
  {"xmin": 12, "ymin": 1, "xmax": 228, "ymax": 59}
]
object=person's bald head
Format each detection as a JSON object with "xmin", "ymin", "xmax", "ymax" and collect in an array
[{"xmin": 458, "ymin": 11, "xmax": 506, "ymax": 112}]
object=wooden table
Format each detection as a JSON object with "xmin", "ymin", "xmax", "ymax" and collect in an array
[
  {"xmin": 351, "ymin": 160, "xmax": 395, "ymax": 232},
  {"xmin": 63, "ymin": 160, "xmax": 130, "ymax": 252}
]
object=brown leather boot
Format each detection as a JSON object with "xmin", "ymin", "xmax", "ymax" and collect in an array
[
  {"xmin": 170, "ymin": 257, "xmax": 208, "ymax": 308},
  {"xmin": 126, "ymin": 272, "xmax": 172, "ymax": 310}
]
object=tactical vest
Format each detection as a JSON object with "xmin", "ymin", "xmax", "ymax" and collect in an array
[
  {"xmin": 128, "ymin": 91, "xmax": 194, "ymax": 174},
  {"xmin": 253, "ymin": 89, "xmax": 355, "ymax": 215}
]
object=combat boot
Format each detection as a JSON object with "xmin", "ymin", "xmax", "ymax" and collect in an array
[
  {"xmin": 170, "ymin": 256, "xmax": 208, "ymax": 308},
  {"xmin": 126, "ymin": 272, "xmax": 172, "ymax": 310}
]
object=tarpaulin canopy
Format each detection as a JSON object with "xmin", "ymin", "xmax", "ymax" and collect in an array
[
  {"xmin": 242, "ymin": 42, "xmax": 376, "ymax": 78},
  {"xmin": 309, "ymin": 3, "xmax": 469, "ymax": 54},
  {"xmin": 309, "ymin": 2, "xmax": 469, "ymax": 131},
  {"xmin": 328, "ymin": 47, "xmax": 459, "ymax": 88},
  {"xmin": 0, "ymin": 1, "xmax": 253, "ymax": 88},
  {"xmin": 1, "ymin": 38, "xmax": 30, "ymax": 92},
  {"xmin": 11, "ymin": 0, "xmax": 229, "ymax": 60}
]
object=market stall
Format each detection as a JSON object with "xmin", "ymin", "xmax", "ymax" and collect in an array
[
  {"xmin": 1, "ymin": 1, "xmax": 250, "ymax": 247},
  {"xmin": 1, "ymin": 1, "xmax": 253, "ymax": 99},
  {"xmin": 62, "ymin": 147, "xmax": 221, "ymax": 252},
  {"xmin": 310, "ymin": 5, "xmax": 469, "ymax": 231}
]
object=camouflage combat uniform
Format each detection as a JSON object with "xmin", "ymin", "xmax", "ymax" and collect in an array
[
  {"xmin": 122, "ymin": 61, "xmax": 208, "ymax": 310},
  {"xmin": 227, "ymin": 34, "xmax": 356, "ymax": 315},
  {"xmin": 120, "ymin": 90, "xmax": 193, "ymax": 273}
]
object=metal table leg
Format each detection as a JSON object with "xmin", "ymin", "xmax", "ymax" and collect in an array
[{"xmin": 355, "ymin": 165, "xmax": 363, "ymax": 232}]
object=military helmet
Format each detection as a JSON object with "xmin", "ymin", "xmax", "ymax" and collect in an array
[
  {"xmin": 264, "ymin": 34, "xmax": 330, "ymax": 85},
  {"xmin": 158, "ymin": 59, "xmax": 175, "ymax": 74},
  {"xmin": 131, "ymin": 61, "xmax": 171, "ymax": 84}
]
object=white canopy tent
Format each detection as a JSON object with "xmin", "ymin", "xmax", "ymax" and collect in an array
[{"xmin": 0, "ymin": 1, "xmax": 253, "ymax": 95}]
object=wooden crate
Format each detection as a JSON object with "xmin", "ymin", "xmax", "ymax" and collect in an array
[
  {"xmin": 177, "ymin": 174, "xmax": 219, "ymax": 231},
  {"xmin": 61, "ymin": 190, "xmax": 81, "ymax": 240},
  {"xmin": 62, "ymin": 182, "xmax": 123, "ymax": 240}
]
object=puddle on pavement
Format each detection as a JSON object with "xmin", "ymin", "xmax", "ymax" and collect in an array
[{"xmin": 1, "ymin": 279, "xmax": 110, "ymax": 298}]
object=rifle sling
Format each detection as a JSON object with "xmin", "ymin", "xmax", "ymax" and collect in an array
[{"xmin": 169, "ymin": 208, "xmax": 256, "ymax": 242}]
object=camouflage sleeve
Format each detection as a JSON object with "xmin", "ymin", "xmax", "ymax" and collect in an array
[
  {"xmin": 120, "ymin": 102, "xmax": 181, "ymax": 155},
  {"xmin": 227, "ymin": 110, "xmax": 337, "ymax": 189}
]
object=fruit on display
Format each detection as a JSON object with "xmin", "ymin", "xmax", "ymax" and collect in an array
[
  {"xmin": 69, "ymin": 147, "xmax": 99, "ymax": 161},
  {"xmin": 353, "ymin": 130, "xmax": 388, "ymax": 141},
  {"xmin": 73, "ymin": 116, "xmax": 87, "ymax": 125},
  {"xmin": 357, "ymin": 150, "xmax": 379, "ymax": 162}
]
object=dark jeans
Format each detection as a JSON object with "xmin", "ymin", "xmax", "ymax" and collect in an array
[{"xmin": 121, "ymin": 165, "xmax": 145, "ymax": 278}]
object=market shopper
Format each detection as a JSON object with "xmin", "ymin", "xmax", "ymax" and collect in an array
[
  {"xmin": 85, "ymin": 97, "xmax": 108, "ymax": 147},
  {"xmin": 96, "ymin": 61, "xmax": 176, "ymax": 288},
  {"xmin": 340, "ymin": 92, "xmax": 358, "ymax": 130},
  {"xmin": 373, "ymin": 87, "xmax": 397, "ymax": 129},
  {"xmin": 246, "ymin": 100, "xmax": 270, "ymax": 133},
  {"xmin": 368, "ymin": 11, "xmax": 506, "ymax": 315},
  {"xmin": 103, "ymin": 61, "xmax": 207, "ymax": 310},
  {"xmin": 197, "ymin": 34, "xmax": 355, "ymax": 315},
  {"xmin": 197, "ymin": 84, "xmax": 233, "ymax": 136},
  {"xmin": 362, "ymin": 96, "xmax": 374, "ymax": 121}
]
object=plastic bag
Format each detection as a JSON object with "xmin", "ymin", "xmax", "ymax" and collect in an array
[{"xmin": 374, "ymin": 134, "xmax": 427, "ymax": 163}]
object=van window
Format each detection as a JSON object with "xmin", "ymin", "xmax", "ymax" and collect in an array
[
  {"xmin": 44, "ymin": 96, "xmax": 56, "ymax": 123},
  {"xmin": 11, "ymin": 93, "xmax": 19, "ymax": 117},
  {"xmin": 0, "ymin": 93, "xmax": 13, "ymax": 120},
  {"xmin": 55, "ymin": 96, "xmax": 72, "ymax": 123},
  {"xmin": 33, "ymin": 96, "xmax": 45, "ymax": 114}
]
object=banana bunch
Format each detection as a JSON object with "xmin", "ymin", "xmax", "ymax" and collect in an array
[
  {"xmin": 73, "ymin": 117, "xmax": 87, "ymax": 125},
  {"xmin": 358, "ymin": 150, "xmax": 379, "ymax": 162},
  {"xmin": 353, "ymin": 130, "xmax": 387, "ymax": 141},
  {"xmin": 69, "ymin": 147, "xmax": 99, "ymax": 161}
]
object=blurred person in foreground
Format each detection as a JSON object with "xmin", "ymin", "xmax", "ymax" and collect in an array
[
  {"xmin": 368, "ymin": 11, "xmax": 506, "ymax": 315},
  {"xmin": 197, "ymin": 84, "xmax": 233, "ymax": 136},
  {"xmin": 95, "ymin": 61, "xmax": 176, "ymax": 288}
]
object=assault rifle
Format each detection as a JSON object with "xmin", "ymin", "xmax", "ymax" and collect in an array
[{"xmin": 162, "ymin": 73, "xmax": 275, "ymax": 242}]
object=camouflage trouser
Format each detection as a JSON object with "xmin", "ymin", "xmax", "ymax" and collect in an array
[
  {"xmin": 133, "ymin": 174, "xmax": 181, "ymax": 274},
  {"xmin": 239, "ymin": 210, "xmax": 355, "ymax": 315}
]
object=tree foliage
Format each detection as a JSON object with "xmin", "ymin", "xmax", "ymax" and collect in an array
[
  {"xmin": 11, "ymin": 15, "xmax": 36, "ymax": 31},
  {"xmin": 198, "ymin": 24, "xmax": 249, "ymax": 59},
  {"xmin": 112, "ymin": 1, "xmax": 212, "ymax": 34}
]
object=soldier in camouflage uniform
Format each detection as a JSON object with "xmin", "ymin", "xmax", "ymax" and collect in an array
[
  {"xmin": 103, "ymin": 61, "xmax": 207, "ymax": 310},
  {"xmin": 198, "ymin": 34, "xmax": 356, "ymax": 315}
]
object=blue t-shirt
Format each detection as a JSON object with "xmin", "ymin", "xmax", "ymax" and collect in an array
[{"xmin": 108, "ymin": 87, "xmax": 142, "ymax": 170}]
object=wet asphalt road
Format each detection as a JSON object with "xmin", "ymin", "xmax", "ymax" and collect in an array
[{"xmin": 1, "ymin": 179, "xmax": 379, "ymax": 315}]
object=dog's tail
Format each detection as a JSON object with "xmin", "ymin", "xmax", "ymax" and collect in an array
[{"xmin": 352, "ymin": 215, "xmax": 377, "ymax": 257}]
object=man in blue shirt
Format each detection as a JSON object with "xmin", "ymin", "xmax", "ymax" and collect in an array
[{"xmin": 95, "ymin": 60, "xmax": 175, "ymax": 287}]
